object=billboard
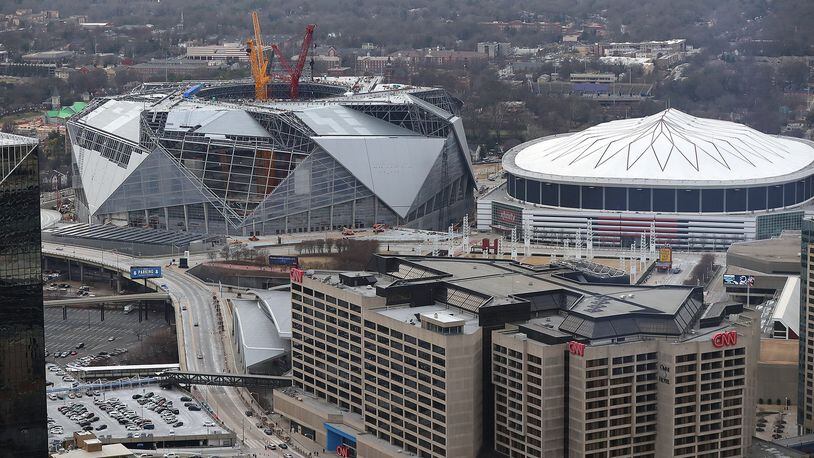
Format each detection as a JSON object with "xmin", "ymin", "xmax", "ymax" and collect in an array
[
  {"xmin": 723, "ymin": 274, "xmax": 754, "ymax": 287},
  {"xmin": 130, "ymin": 266, "xmax": 162, "ymax": 279},
  {"xmin": 268, "ymin": 255, "xmax": 299, "ymax": 267},
  {"xmin": 655, "ymin": 247, "xmax": 672, "ymax": 270},
  {"xmin": 493, "ymin": 203, "xmax": 522, "ymax": 229}
]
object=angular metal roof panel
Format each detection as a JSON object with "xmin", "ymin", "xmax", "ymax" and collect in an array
[
  {"xmin": 406, "ymin": 94, "xmax": 453, "ymax": 120},
  {"xmin": 79, "ymin": 99, "xmax": 143, "ymax": 142},
  {"xmin": 232, "ymin": 298, "xmax": 288, "ymax": 369},
  {"xmin": 313, "ymin": 135, "xmax": 445, "ymax": 218},
  {"xmin": 0, "ymin": 132, "xmax": 37, "ymax": 146},
  {"xmin": 296, "ymin": 105, "xmax": 419, "ymax": 136},
  {"xmin": 165, "ymin": 109, "xmax": 271, "ymax": 138}
]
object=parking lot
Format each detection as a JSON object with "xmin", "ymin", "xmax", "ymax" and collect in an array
[
  {"xmin": 47, "ymin": 382, "xmax": 228, "ymax": 442},
  {"xmin": 45, "ymin": 307, "xmax": 169, "ymax": 365}
]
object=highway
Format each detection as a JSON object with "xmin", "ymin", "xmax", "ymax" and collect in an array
[{"xmin": 42, "ymin": 242, "xmax": 302, "ymax": 456}]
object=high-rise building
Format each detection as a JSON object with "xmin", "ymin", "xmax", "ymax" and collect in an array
[
  {"xmin": 800, "ymin": 219, "xmax": 814, "ymax": 431},
  {"xmin": 276, "ymin": 255, "xmax": 760, "ymax": 458},
  {"xmin": 493, "ymin": 323, "xmax": 757, "ymax": 457},
  {"xmin": 0, "ymin": 133, "xmax": 45, "ymax": 455}
]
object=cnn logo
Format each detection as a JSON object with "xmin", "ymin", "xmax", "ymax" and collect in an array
[
  {"xmin": 290, "ymin": 268, "xmax": 304, "ymax": 283},
  {"xmin": 568, "ymin": 341, "xmax": 586, "ymax": 356},
  {"xmin": 711, "ymin": 330, "xmax": 737, "ymax": 348}
]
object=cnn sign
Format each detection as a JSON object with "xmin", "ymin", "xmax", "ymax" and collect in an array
[
  {"xmin": 711, "ymin": 330, "xmax": 737, "ymax": 348},
  {"xmin": 290, "ymin": 268, "xmax": 305, "ymax": 284},
  {"xmin": 568, "ymin": 341, "xmax": 586, "ymax": 356},
  {"xmin": 336, "ymin": 444, "xmax": 352, "ymax": 458}
]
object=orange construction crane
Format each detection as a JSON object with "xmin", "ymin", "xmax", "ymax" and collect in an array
[{"xmin": 246, "ymin": 11, "xmax": 270, "ymax": 100}]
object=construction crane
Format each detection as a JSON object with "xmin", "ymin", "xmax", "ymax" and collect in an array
[
  {"xmin": 246, "ymin": 11, "xmax": 270, "ymax": 100},
  {"xmin": 270, "ymin": 23, "xmax": 316, "ymax": 100}
]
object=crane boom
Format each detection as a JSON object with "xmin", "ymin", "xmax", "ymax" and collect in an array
[
  {"xmin": 247, "ymin": 11, "xmax": 270, "ymax": 100},
  {"xmin": 252, "ymin": 12, "xmax": 263, "ymax": 51},
  {"xmin": 293, "ymin": 24, "xmax": 316, "ymax": 83},
  {"xmin": 270, "ymin": 24, "xmax": 315, "ymax": 100}
]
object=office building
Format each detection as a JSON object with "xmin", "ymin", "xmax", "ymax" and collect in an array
[
  {"xmin": 600, "ymin": 39, "xmax": 687, "ymax": 58},
  {"xmin": 0, "ymin": 133, "xmax": 45, "ymax": 455},
  {"xmin": 477, "ymin": 42, "xmax": 513, "ymax": 58},
  {"xmin": 800, "ymin": 219, "xmax": 814, "ymax": 432},
  {"xmin": 276, "ymin": 255, "xmax": 759, "ymax": 457},
  {"xmin": 184, "ymin": 43, "xmax": 253, "ymax": 62}
]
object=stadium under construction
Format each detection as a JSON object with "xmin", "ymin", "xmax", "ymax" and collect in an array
[{"xmin": 67, "ymin": 77, "xmax": 475, "ymax": 236}]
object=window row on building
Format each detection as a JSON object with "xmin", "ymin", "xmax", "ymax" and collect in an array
[{"xmin": 507, "ymin": 174, "xmax": 814, "ymax": 213}]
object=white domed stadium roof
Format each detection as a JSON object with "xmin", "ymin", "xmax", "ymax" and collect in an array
[{"xmin": 508, "ymin": 109, "xmax": 814, "ymax": 186}]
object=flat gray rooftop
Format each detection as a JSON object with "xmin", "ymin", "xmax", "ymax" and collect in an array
[
  {"xmin": 727, "ymin": 230, "xmax": 801, "ymax": 274},
  {"xmin": 46, "ymin": 223, "xmax": 206, "ymax": 246},
  {"xmin": 375, "ymin": 304, "xmax": 480, "ymax": 334},
  {"xmin": 408, "ymin": 257, "xmax": 694, "ymax": 318},
  {"xmin": 387, "ymin": 256, "xmax": 702, "ymax": 340},
  {"xmin": 305, "ymin": 256, "xmax": 706, "ymax": 341}
]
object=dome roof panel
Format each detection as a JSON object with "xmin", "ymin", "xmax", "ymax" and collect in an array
[{"xmin": 510, "ymin": 109, "xmax": 814, "ymax": 185}]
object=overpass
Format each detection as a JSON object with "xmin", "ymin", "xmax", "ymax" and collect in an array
[
  {"xmin": 159, "ymin": 371, "xmax": 292, "ymax": 390},
  {"xmin": 44, "ymin": 291, "xmax": 170, "ymax": 306},
  {"xmin": 41, "ymin": 243, "xmax": 289, "ymax": 449}
]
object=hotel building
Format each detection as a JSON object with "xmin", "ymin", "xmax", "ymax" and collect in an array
[{"xmin": 276, "ymin": 255, "xmax": 759, "ymax": 457}]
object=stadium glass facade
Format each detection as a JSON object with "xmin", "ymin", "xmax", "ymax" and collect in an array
[
  {"xmin": 0, "ymin": 134, "xmax": 45, "ymax": 455},
  {"xmin": 69, "ymin": 82, "xmax": 475, "ymax": 236}
]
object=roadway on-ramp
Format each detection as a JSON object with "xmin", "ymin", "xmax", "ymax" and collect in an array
[{"xmin": 42, "ymin": 242, "xmax": 300, "ymax": 455}]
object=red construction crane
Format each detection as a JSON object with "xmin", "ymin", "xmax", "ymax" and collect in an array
[{"xmin": 270, "ymin": 24, "xmax": 316, "ymax": 100}]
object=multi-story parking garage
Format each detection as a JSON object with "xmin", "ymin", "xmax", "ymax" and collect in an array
[
  {"xmin": 68, "ymin": 77, "xmax": 475, "ymax": 236},
  {"xmin": 478, "ymin": 109, "xmax": 814, "ymax": 249}
]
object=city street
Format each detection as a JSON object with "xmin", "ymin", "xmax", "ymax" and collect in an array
[{"xmin": 42, "ymin": 242, "xmax": 303, "ymax": 457}]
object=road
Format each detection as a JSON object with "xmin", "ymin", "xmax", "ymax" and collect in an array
[
  {"xmin": 41, "ymin": 209, "xmax": 61, "ymax": 229},
  {"xmin": 42, "ymin": 242, "xmax": 301, "ymax": 456}
]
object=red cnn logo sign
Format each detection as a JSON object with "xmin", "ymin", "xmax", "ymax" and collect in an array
[
  {"xmin": 290, "ymin": 268, "xmax": 305, "ymax": 284},
  {"xmin": 568, "ymin": 341, "xmax": 586, "ymax": 356},
  {"xmin": 336, "ymin": 445, "xmax": 351, "ymax": 458},
  {"xmin": 711, "ymin": 330, "xmax": 737, "ymax": 348}
]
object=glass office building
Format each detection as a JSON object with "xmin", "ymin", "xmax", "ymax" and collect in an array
[{"xmin": 0, "ymin": 133, "xmax": 45, "ymax": 455}]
